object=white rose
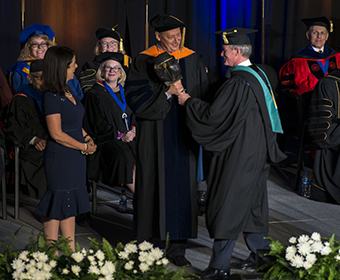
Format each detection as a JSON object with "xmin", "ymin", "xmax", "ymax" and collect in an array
[
  {"xmin": 125, "ymin": 243, "xmax": 138, "ymax": 254},
  {"xmin": 95, "ymin": 250, "xmax": 105, "ymax": 261},
  {"xmin": 88, "ymin": 265, "xmax": 100, "ymax": 275},
  {"xmin": 71, "ymin": 265, "xmax": 81, "ymax": 276},
  {"xmin": 139, "ymin": 262, "xmax": 150, "ymax": 272},
  {"xmin": 289, "ymin": 237, "xmax": 297, "ymax": 244},
  {"xmin": 138, "ymin": 241, "xmax": 153, "ymax": 251},
  {"xmin": 311, "ymin": 233, "xmax": 321, "ymax": 241}
]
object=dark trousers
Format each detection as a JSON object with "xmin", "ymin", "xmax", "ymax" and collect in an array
[{"xmin": 209, "ymin": 232, "xmax": 269, "ymax": 271}]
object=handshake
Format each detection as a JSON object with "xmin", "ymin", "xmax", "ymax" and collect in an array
[{"xmin": 154, "ymin": 52, "xmax": 191, "ymax": 105}]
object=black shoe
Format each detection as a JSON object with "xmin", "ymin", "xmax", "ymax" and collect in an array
[
  {"xmin": 201, "ymin": 267, "xmax": 229, "ymax": 279},
  {"xmin": 76, "ymin": 212, "xmax": 93, "ymax": 227},
  {"xmin": 230, "ymin": 258, "xmax": 256, "ymax": 271},
  {"xmin": 168, "ymin": 255, "xmax": 192, "ymax": 267}
]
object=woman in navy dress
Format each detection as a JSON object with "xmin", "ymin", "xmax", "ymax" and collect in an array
[{"xmin": 36, "ymin": 46, "xmax": 96, "ymax": 251}]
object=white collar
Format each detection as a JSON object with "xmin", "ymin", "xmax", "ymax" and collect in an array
[
  {"xmin": 311, "ymin": 46, "xmax": 324, "ymax": 53},
  {"xmin": 237, "ymin": 59, "xmax": 252, "ymax": 66}
]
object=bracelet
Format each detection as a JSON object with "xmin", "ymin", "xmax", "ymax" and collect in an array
[
  {"xmin": 117, "ymin": 132, "xmax": 122, "ymax": 140},
  {"xmin": 83, "ymin": 134, "xmax": 89, "ymax": 139},
  {"xmin": 81, "ymin": 143, "xmax": 87, "ymax": 155}
]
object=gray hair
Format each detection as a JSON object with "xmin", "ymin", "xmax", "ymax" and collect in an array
[{"xmin": 229, "ymin": 44, "xmax": 252, "ymax": 58}]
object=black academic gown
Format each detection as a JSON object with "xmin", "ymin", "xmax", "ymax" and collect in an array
[
  {"xmin": 5, "ymin": 86, "xmax": 48, "ymax": 199},
  {"xmin": 125, "ymin": 45, "xmax": 209, "ymax": 240},
  {"xmin": 82, "ymin": 81, "xmax": 135, "ymax": 186},
  {"xmin": 184, "ymin": 65, "xmax": 286, "ymax": 240},
  {"xmin": 307, "ymin": 70, "xmax": 340, "ymax": 204}
]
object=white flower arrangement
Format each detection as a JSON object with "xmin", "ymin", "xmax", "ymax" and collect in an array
[
  {"xmin": 261, "ymin": 232, "xmax": 340, "ymax": 280},
  {"xmin": 0, "ymin": 231, "xmax": 198, "ymax": 280},
  {"xmin": 11, "ymin": 251, "xmax": 53, "ymax": 280}
]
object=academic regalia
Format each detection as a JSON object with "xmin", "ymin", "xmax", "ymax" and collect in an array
[
  {"xmin": 307, "ymin": 69, "xmax": 340, "ymax": 204},
  {"xmin": 6, "ymin": 61, "xmax": 83, "ymax": 100},
  {"xmin": 5, "ymin": 84, "xmax": 48, "ymax": 199},
  {"xmin": 185, "ymin": 65, "xmax": 286, "ymax": 239},
  {"xmin": 125, "ymin": 45, "xmax": 209, "ymax": 240},
  {"xmin": 82, "ymin": 81, "xmax": 135, "ymax": 186},
  {"xmin": 279, "ymin": 45, "xmax": 340, "ymax": 96},
  {"xmin": 80, "ymin": 53, "xmax": 131, "ymax": 94}
]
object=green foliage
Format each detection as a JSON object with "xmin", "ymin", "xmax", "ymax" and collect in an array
[
  {"xmin": 0, "ymin": 229, "xmax": 198, "ymax": 280},
  {"xmin": 260, "ymin": 233, "xmax": 340, "ymax": 280}
]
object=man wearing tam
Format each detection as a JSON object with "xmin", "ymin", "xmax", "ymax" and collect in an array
[
  {"xmin": 177, "ymin": 28, "xmax": 286, "ymax": 278},
  {"xmin": 80, "ymin": 27, "xmax": 131, "ymax": 94},
  {"xmin": 5, "ymin": 60, "xmax": 48, "ymax": 200},
  {"xmin": 125, "ymin": 14, "xmax": 209, "ymax": 266}
]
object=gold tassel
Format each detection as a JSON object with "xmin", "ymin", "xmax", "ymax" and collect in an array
[
  {"xmin": 330, "ymin": 20, "xmax": 333, "ymax": 33},
  {"xmin": 119, "ymin": 38, "xmax": 123, "ymax": 52},
  {"xmin": 222, "ymin": 32, "xmax": 229, "ymax": 44},
  {"xmin": 180, "ymin": 27, "xmax": 186, "ymax": 52}
]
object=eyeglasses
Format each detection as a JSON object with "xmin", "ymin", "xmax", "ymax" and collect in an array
[
  {"xmin": 30, "ymin": 74, "xmax": 43, "ymax": 80},
  {"xmin": 31, "ymin": 42, "xmax": 48, "ymax": 49},
  {"xmin": 100, "ymin": 41, "xmax": 118, "ymax": 47},
  {"xmin": 104, "ymin": 66, "xmax": 121, "ymax": 72}
]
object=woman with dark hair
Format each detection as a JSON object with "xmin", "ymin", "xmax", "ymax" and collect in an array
[
  {"xmin": 82, "ymin": 52, "xmax": 135, "ymax": 193},
  {"xmin": 36, "ymin": 46, "xmax": 96, "ymax": 251}
]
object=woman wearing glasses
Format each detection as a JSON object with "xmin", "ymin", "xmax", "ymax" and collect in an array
[
  {"xmin": 80, "ymin": 27, "xmax": 131, "ymax": 94},
  {"xmin": 7, "ymin": 23, "xmax": 83, "ymax": 99},
  {"xmin": 82, "ymin": 52, "xmax": 136, "ymax": 193}
]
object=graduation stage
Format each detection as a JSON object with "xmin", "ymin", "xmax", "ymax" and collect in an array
[{"xmin": 0, "ymin": 149, "xmax": 339, "ymax": 278}]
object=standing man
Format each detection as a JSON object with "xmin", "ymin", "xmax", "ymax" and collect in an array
[
  {"xmin": 177, "ymin": 28, "xmax": 286, "ymax": 279},
  {"xmin": 125, "ymin": 14, "xmax": 209, "ymax": 266}
]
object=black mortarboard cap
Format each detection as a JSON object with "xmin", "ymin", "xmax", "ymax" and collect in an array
[
  {"xmin": 150, "ymin": 14, "xmax": 185, "ymax": 32},
  {"xmin": 150, "ymin": 14, "xmax": 186, "ymax": 51},
  {"xmin": 30, "ymin": 60, "xmax": 43, "ymax": 73},
  {"xmin": 214, "ymin": 27, "xmax": 258, "ymax": 45},
  {"xmin": 19, "ymin": 23, "xmax": 55, "ymax": 45},
  {"xmin": 96, "ymin": 26, "xmax": 124, "ymax": 52},
  {"xmin": 301, "ymin": 17, "xmax": 333, "ymax": 32},
  {"xmin": 96, "ymin": 52, "xmax": 124, "ymax": 65}
]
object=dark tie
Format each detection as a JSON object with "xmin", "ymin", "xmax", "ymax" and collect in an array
[{"xmin": 318, "ymin": 50, "xmax": 323, "ymax": 54}]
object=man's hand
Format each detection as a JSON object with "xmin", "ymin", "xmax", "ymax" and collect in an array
[
  {"xmin": 34, "ymin": 137, "xmax": 46, "ymax": 151},
  {"xmin": 177, "ymin": 92, "xmax": 191, "ymax": 105},
  {"xmin": 167, "ymin": 80, "xmax": 185, "ymax": 95}
]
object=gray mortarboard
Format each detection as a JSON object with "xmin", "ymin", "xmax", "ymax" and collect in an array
[
  {"xmin": 30, "ymin": 60, "xmax": 43, "ymax": 73},
  {"xmin": 150, "ymin": 14, "xmax": 186, "ymax": 51},
  {"xmin": 96, "ymin": 52, "xmax": 124, "ymax": 66},
  {"xmin": 214, "ymin": 27, "xmax": 257, "ymax": 45},
  {"xmin": 19, "ymin": 23, "xmax": 55, "ymax": 45},
  {"xmin": 96, "ymin": 26, "xmax": 124, "ymax": 52},
  {"xmin": 301, "ymin": 16, "xmax": 333, "ymax": 32}
]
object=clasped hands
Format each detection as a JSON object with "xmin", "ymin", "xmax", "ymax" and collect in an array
[
  {"xmin": 120, "ymin": 126, "xmax": 136, "ymax": 143},
  {"xmin": 167, "ymin": 80, "xmax": 191, "ymax": 105},
  {"xmin": 85, "ymin": 136, "xmax": 97, "ymax": 155}
]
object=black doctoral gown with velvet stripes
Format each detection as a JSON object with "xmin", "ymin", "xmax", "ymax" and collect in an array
[
  {"xmin": 184, "ymin": 65, "xmax": 286, "ymax": 239},
  {"xmin": 5, "ymin": 85, "xmax": 48, "ymax": 199},
  {"xmin": 125, "ymin": 45, "xmax": 209, "ymax": 240},
  {"xmin": 307, "ymin": 70, "xmax": 340, "ymax": 204},
  {"xmin": 82, "ymin": 82, "xmax": 136, "ymax": 186}
]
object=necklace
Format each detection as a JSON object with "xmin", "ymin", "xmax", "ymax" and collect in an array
[{"xmin": 65, "ymin": 90, "xmax": 72, "ymax": 97}]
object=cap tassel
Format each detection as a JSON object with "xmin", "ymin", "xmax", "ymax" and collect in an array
[
  {"xmin": 180, "ymin": 27, "xmax": 186, "ymax": 52},
  {"xmin": 119, "ymin": 38, "xmax": 124, "ymax": 52},
  {"xmin": 330, "ymin": 20, "xmax": 333, "ymax": 33},
  {"xmin": 222, "ymin": 32, "xmax": 229, "ymax": 44}
]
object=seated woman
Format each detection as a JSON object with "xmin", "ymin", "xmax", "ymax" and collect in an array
[
  {"xmin": 6, "ymin": 23, "xmax": 83, "ymax": 100},
  {"xmin": 82, "ymin": 52, "xmax": 136, "ymax": 192},
  {"xmin": 80, "ymin": 26, "xmax": 131, "ymax": 94}
]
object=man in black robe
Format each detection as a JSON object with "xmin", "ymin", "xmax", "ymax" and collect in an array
[
  {"xmin": 5, "ymin": 60, "xmax": 48, "ymax": 199},
  {"xmin": 307, "ymin": 69, "xmax": 340, "ymax": 204},
  {"xmin": 125, "ymin": 14, "xmax": 209, "ymax": 266},
  {"xmin": 177, "ymin": 28, "xmax": 286, "ymax": 279}
]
